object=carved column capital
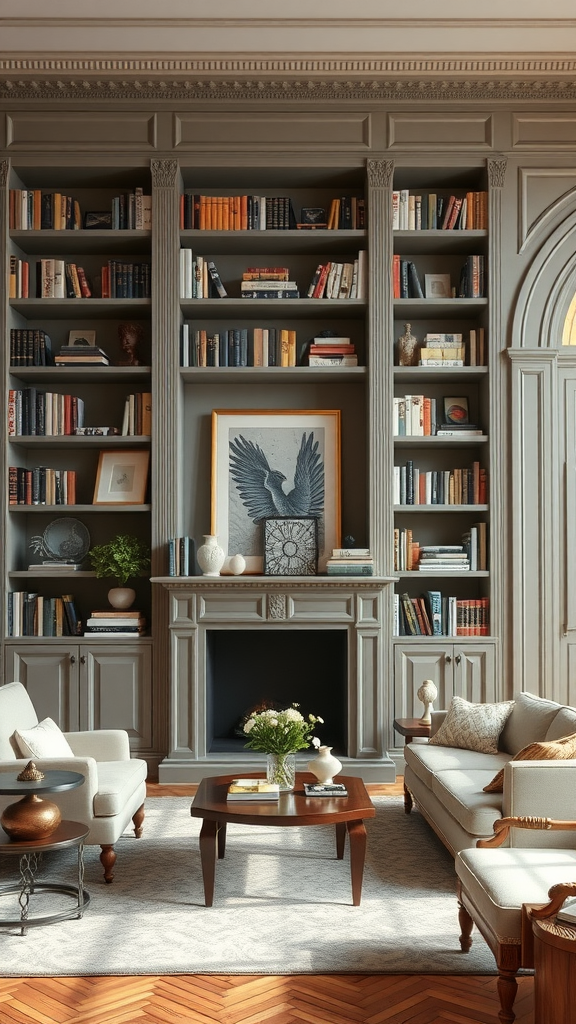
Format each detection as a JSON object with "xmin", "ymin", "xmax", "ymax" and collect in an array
[
  {"xmin": 0, "ymin": 160, "xmax": 9, "ymax": 189},
  {"xmin": 367, "ymin": 159, "xmax": 394, "ymax": 190},
  {"xmin": 151, "ymin": 159, "xmax": 178, "ymax": 190},
  {"xmin": 488, "ymin": 158, "xmax": 507, "ymax": 190}
]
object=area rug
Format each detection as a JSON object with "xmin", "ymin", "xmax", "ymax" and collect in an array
[{"xmin": 0, "ymin": 795, "xmax": 495, "ymax": 976}]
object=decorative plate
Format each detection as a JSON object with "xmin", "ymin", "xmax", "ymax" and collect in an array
[
  {"xmin": 263, "ymin": 516, "xmax": 318, "ymax": 576},
  {"xmin": 29, "ymin": 518, "xmax": 90, "ymax": 563}
]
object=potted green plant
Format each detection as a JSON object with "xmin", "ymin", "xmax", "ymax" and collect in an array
[{"xmin": 88, "ymin": 534, "xmax": 151, "ymax": 609}]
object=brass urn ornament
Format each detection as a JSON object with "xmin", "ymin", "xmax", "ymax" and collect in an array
[
  {"xmin": 1, "ymin": 762, "xmax": 62, "ymax": 841},
  {"xmin": 398, "ymin": 323, "xmax": 419, "ymax": 366},
  {"xmin": 17, "ymin": 760, "xmax": 45, "ymax": 782}
]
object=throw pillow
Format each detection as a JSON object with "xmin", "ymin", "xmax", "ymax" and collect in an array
[
  {"xmin": 483, "ymin": 732, "xmax": 576, "ymax": 793},
  {"xmin": 428, "ymin": 696, "xmax": 514, "ymax": 754},
  {"xmin": 15, "ymin": 717, "xmax": 74, "ymax": 758}
]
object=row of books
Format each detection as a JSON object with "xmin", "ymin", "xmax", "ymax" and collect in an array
[
  {"xmin": 392, "ymin": 255, "xmax": 487, "ymax": 300},
  {"xmin": 9, "ymin": 190, "xmax": 82, "ymax": 231},
  {"xmin": 101, "ymin": 261, "xmax": 151, "ymax": 299},
  {"xmin": 179, "ymin": 251, "xmax": 228, "ymax": 299},
  {"xmin": 9, "ymin": 329, "xmax": 54, "ymax": 367},
  {"xmin": 9, "ymin": 466, "xmax": 77, "ymax": 506},
  {"xmin": 325, "ymin": 547, "xmax": 373, "ymax": 576},
  {"xmin": 84, "ymin": 609, "xmax": 146, "ymax": 637},
  {"xmin": 394, "ymin": 461, "xmax": 487, "ymax": 506},
  {"xmin": 306, "ymin": 253, "xmax": 367, "ymax": 299},
  {"xmin": 458, "ymin": 255, "xmax": 486, "ymax": 299},
  {"xmin": 121, "ymin": 392, "xmax": 152, "ymax": 436},
  {"xmin": 393, "ymin": 395, "xmax": 484, "ymax": 438},
  {"xmin": 392, "ymin": 191, "xmax": 488, "ymax": 231},
  {"xmin": 394, "ymin": 533, "xmax": 487, "ymax": 573},
  {"xmin": 168, "ymin": 537, "xmax": 196, "ymax": 577},
  {"xmin": 8, "ymin": 188, "xmax": 152, "ymax": 231},
  {"xmin": 8, "ymin": 388, "xmax": 85, "ymax": 436},
  {"xmin": 326, "ymin": 197, "xmax": 366, "ymax": 230},
  {"xmin": 395, "ymin": 592, "xmax": 490, "ymax": 637},
  {"xmin": 8, "ymin": 592, "xmax": 81, "ymax": 638},
  {"xmin": 180, "ymin": 325, "xmax": 298, "ymax": 367},
  {"xmin": 180, "ymin": 194, "xmax": 298, "ymax": 231}
]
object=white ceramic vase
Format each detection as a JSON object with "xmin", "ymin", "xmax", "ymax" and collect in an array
[
  {"xmin": 228, "ymin": 553, "xmax": 246, "ymax": 575},
  {"xmin": 307, "ymin": 745, "xmax": 342, "ymax": 785},
  {"xmin": 417, "ymin": 679, "xmax": 438, "ymax": 725},
  {"xmin": 108, "ymin": 586, "xmax": 136, "ymax": 610},
  {"xmin": 197, "ymin": 534, "xmax": 226, "ymax": 577}
]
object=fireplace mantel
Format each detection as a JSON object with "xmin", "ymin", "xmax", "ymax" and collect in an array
[{"xmin": 153, "ymin": 575, "xmax": 397, "ymax": 783}]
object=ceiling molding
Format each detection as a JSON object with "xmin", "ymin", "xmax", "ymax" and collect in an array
[{"xmin": 2, "ymin": 17, "xmax": 576, "ymax": 28}]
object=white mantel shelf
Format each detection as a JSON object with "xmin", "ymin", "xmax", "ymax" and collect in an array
[{"xmin": 154, "ymin": 573, "xmax": 397, "ymax": 784}]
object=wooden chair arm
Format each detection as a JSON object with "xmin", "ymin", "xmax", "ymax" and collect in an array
[
  {"xmin": 522, "ymin": 883, "xmax": 576, "ymax": 967},
  {"xmin": 477, "ymin": 816, "xmax": 576, "ymax": 849}
]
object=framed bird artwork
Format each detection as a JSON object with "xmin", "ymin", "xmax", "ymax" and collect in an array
[{"xmin": 211, "ymin": 409, "xmax": 341, "ymax": 574}]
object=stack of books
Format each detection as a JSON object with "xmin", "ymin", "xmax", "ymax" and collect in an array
[
  {"xmin": 55, "ymin": 345, "xmax": 110, "ymax": 366},
  {"xmin": 303, "ymin": 782, "xmax": 348, "ymax": 797},
  {"xmin": 226, "ymin": 779, "xmax": 280, "ymax": 802},
  {"xmin": 240, "ymin": 267, "xmax": 299, "ymax": 299},
  {"xmin": 305, "ymin": 336, "xmax": 358, "ymax": 367},
  {"xmin": 325, "ymin": 547, "xmax": 374, "ymax": 576},
  {"xmin": 418, "ymin": 546, "xmax": 470, "ymax": 572},
  {"xmin": 83, "ymin": 609, "xmax": 147, "ymax": 638},
  {"xmin": 435, "ymin": 422, "xmax": 484, "ymax": 437},
  {"xmin": 419, "ymin": 334, "xmax": 464, "ymax": 366}
]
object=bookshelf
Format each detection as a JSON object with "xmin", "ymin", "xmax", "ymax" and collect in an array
[{"xmin": 2, "ymin": 167, "xmax": 154, "ymax": 753}]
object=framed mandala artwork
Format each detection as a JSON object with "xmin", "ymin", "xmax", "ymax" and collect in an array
[{"xmin": 263, "ymin": 517, "xmax": 318, "ymax": 576}]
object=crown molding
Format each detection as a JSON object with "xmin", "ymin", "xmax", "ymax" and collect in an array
[{"xmin": 2, "ymin": 17, "xmax": 576, "ymax": 28}]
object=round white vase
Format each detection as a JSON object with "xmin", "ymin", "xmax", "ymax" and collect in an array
[
  {"xmin": 307, "ymin": 745, "xmax": 342, "ymax": 785},
  {"xmin": 197, "ymin": 534, "xmax": 226, "ymax": 577},
  {"xmin": 228, "ymin": 553, "xmax": 246, "ymax": 576},
  {"xmin": 108, "ymin": 586, "xmax": 136, "ymax": 610}
]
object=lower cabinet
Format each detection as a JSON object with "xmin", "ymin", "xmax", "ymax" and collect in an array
[
  {"xmin": 393, "ymin": 641, "xmax": 497, "ymax": 740},
  {"xmin": 4, "ymin": 641, "xmax": 153, "ymax": 752}
]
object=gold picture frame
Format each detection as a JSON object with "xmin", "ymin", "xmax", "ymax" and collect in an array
[
  {"xmin": 211, "ymin": 409, "xmax": 341, "ymax": 574},
  {"xmin": 93, "ymin": 450, "xmax": 150, "ymax": 505}
]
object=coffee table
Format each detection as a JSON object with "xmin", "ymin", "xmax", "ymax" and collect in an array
[{"xmin": 190, "ymin": 772, "xmax": 375, "ymax": 907}]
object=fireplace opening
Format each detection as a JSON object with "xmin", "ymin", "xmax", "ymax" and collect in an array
[{"xmin": 206, "ymin": 629, "xmax": 348, "ymax": 756}]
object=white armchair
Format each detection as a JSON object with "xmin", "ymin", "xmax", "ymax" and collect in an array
[{"xmin": 0, "ymin": 681, "xmax": 147, "ymax": 883}]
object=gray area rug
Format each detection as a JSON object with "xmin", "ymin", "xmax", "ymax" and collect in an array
[{"xmin": 0, "ymin": 795, "xmax": 495, "ymax": 976}]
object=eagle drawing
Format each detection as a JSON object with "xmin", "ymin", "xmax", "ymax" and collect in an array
[{"xmin": 229, "ymin": 431, "xmax": 324, "ymax": 522}]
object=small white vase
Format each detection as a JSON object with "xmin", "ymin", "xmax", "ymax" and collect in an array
[
  {"xmin": 307, "ymin": 745, "xmax": 342, "ymax": 785},
  {"xmin": 197, "ymin": 534, "xmax": 226, "ymax": 577},
  {"xmin": 228, "ymin": 553, "xmax": 246, "ymax": 576},
  {"xmin": 108, "ymin": 586, "xmax": 136, "ymax": 610}
]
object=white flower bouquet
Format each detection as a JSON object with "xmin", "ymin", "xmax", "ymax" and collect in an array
[{"xmin": 243, "ymin": 703, "xmax": 323, "ymax": 754}]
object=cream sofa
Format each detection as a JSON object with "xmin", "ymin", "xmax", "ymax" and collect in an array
[{"xmin": 403, "ymin": 691, "xmax": 576, "ymax": 855}]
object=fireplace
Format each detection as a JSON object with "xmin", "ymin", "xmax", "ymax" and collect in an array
[
  {"xmin": 206, "ymin": 629, "xmax": 348, "ymax": 754},
  {"xmin": 157, "ymin": 574, "xmax": 397, "ymax": 783}
]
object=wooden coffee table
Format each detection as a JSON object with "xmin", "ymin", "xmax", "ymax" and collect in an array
[{"xmin": 190, "ymin": 773, "xmax": 375, "ymax": 907}]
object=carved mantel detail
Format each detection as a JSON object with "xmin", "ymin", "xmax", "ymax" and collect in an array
[{"xmin": 268, "ymin": 594, "xmax": 287, "ymax": 620}]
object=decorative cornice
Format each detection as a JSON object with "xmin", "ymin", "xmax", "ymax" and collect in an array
[{"xmin": 3, "ymin": 74, "xmax": 576, "ymax": 103}]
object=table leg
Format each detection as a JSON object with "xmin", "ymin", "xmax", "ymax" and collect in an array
[
  {"xmin": 347, "ymin": 819, "xmax": 367, "ymax": 906},
  {"xmin": 217, "ymin": 821, "xmax": 227, "ymax": 859},
  {"xmin": 403, "ymin": 781, "xmax": 413, "ymax": 814},
  {"xmin": 18, "ymin": 851, "xmax": 39, "ymax": 936},
  {"xmin": 77, "ymin": 843, "xmax": 85, "ymax": 918},
  {"xmin": 199, "ymin": 819, "xmax": 218, "ymax": 907},
  {"xmin": 335, "ymin": 822, "xmax": 346, "ymax": 859}
]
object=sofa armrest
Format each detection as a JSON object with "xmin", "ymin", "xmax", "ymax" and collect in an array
[
  {"xmin": 478, "ymin": 815, "xmax": 576, "ymax": 848},
  {"xmin": 429, "ymin": 710, "xmax": 447, "ymax": 736},
  {"xmin": 503, "ymin": 759, "xmax": 576, "ymax": 821},
  {"xmin": 64, "ymin": 730, "xmax": 130, "ymax": 761}
]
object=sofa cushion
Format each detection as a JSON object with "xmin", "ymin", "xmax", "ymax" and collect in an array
[
  {"xmin": 404, "ymin": 740, "xmax": 509, "ymax": 789},
  {"xmin": 545, "ymin": 705, "xmax": 576, "ymax": 741},
  {"xmin": 483, "ymin": 732, "xmax": 576, "ymax": 793},
  {"xmin": 431, "ymin": 769, "xmax": 504, "ymax": 837},
  {"xmin": 428, "ymin": 696, "xmax": 514, "ymax": 754},
  {"xmin": 93, "ymin": 758, "xmax": 148, "ymax": 817},
  {"xmin": 456, "ymin": 847, "xmax": 576, "ymax": 942},
  {"xmin": 499, "ymin": 692, "xmax": 561, "ymax": 755},
  {"xmin": 15, "ymin": 717, "xmax": 75, "ymax": 759}
]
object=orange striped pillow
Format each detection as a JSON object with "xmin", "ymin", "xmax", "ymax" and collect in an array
[{"xmin": 483, "ymin": 732, "xmax": 576, "ymax": 793}]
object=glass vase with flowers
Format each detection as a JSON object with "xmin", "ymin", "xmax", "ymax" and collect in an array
[{"xmin": 242, "ymin": 703, "xmax": 323, "ymax": 791}]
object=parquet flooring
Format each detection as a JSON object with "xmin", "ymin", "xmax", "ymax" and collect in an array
[{"xmin": 0, "ymin": 780, "xmax": 535, "ymax": 1024}]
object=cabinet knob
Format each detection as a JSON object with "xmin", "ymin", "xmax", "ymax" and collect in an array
[
  {"xmin": 70, "ymin": 655, "xmax": 76, "ymax": 664},
  {"xmin": 455, "ymin": 654, "xmax": 461, "ymax": 665},
  {"xmin": 445, "ymin": 655, "xmax": 452, "ymax": 664},
  {"xmin": 80, "ymin": 655, "xmax": 86, "ymax": 665}
]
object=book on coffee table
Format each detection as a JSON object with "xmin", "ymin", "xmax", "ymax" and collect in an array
[
  {"xmin": 227, "ymin": 779, "xmax": 280, "ymax": 801},
  {"xmin": 303, "ymin": 783, "xmax": 348, "ymax": 797}
]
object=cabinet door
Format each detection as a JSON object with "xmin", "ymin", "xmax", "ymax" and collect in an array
[
  {"xmin": 4, "ymin": 644, "xmax": 81, "ymax": 730},
  {"xmin": 453, "ymin": 643, "xmax": 497, "ymax": 703},
  {"xmin": 393, "ymin": 644, "xmax": 454, "ymax": 721},
  {"xmin": 82, "ymin": 643, "xmax": 152, "ymax": 750}
]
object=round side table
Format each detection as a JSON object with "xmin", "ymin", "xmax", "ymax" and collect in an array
[
  {"xmin": 0, "ymin": 820, "xmax": 91, "ymax": 935},
  {"xmin": 0, "ymin": 769, "xmax": 85, "ymax": 841},
  {"xmin": 532, "ymin": 915, "xmax": 576, "ymax": 1024}
]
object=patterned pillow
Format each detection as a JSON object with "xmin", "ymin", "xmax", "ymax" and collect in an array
[
  {"xmin": 483, "ymin": 732, "xmax": 576, "ymax": 793},
  {"xmin": 428, "ymin": 696, "xmax": 514, "ymax": 754}
]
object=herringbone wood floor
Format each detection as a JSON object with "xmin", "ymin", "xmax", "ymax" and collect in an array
[{"xmin": 0, "ymin": 780, "xmax": 535, "ymax": 1024}]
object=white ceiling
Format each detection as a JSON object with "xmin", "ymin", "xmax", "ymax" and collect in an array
[{"xmin": 1, "ymin": 2, "xmax": 576, "ymax": 58}]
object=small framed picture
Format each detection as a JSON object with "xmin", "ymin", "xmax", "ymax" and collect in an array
[
  {"xmin": 424, "ymin": 273, "xmax": 452, "ymax": 299},
  {"xmin": 443, "ymin": 396, "xmax": 469, "ymax": 424},
  {"xmin": 93, "ymin": 450, "xmax": 150, "ymax": 505},
  {"xmin": 68, "ymin": 330, "xmax": 96, "ymax": 347},
  {"xmin": 298, "ymin": 207, "xmax": 327, "ymax": 228},
  {"xmin": 263, "ymin": 517, "xmax": 318, "ymax": 576},
  {"xmin": 84, "ymin": 211, "xmax": 112, "ymax": 230}
]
